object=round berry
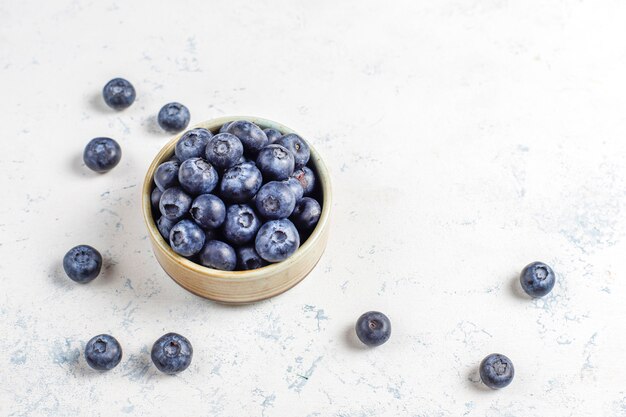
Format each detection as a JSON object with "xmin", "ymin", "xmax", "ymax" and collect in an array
[
  {"xmin": 154, "ymin": 160, "xmax": 180, "ymax": 191},
  {"xmin": 169, "ymin": 220, "xmax": 206, "ymax": 257},
  {"xmin": 282, "ymin": 177, "xmax": 304, "ymax": 201},
  {"xmin": 480, "ymin": 354, "xmax": 514, "ymax": 389},
  {"xmin": 158, "ymin": 102, "xmax": 190, "ymax": 133},
  {"xmin": 190, "ymin": 194, "xmax": 226, "ymax": 229},
  {"xmin": 222, "ymin": 204, "xmax": 261, "ymax": 245},
  {"xmin": 291, "ymin": 166, "xmax": 315, "ymax": 196},
  {"xmin": 198, "ymin": 240, "xmax": 237, "ymax": 271},
  {"xmin": 157, "ymin": 216, "xmax": 176, "ymax": 240},
  {"xmin": 276, "ymin": 134, "xmax": 310, "ymax": 168},
  {"xmin": 255, "ymin": 219, "xmax": 300, "ymax": 263},
  {"xmin": 83, "ymin": 137, "xmax": 122, "ymax": 173},
  {"xmin": 178, "ymin": 158, "xmax": 218, "ymax": 195},
  {"xmin": 102, "ymin": 78, "xmax": 135, "ymax": 110},
  {"xmin": 263, "ymin": 128, "xmax": 282, "ymax": 144},
  {"xmin": 205, "ymin": 133, "xmax": 244, "ymax": 170},
  {"xmin": 520, "ymin": 262, "xmax": 555, "ymax": 298},
  {"xmin": 355, "ymin": 311, "xmax": 391, "ymax": 347},
  {"xmin": 219, "ymin": 162, "xmax": 263, "ymax": 203},
  {"xmin": 151, "ymin": 333, "xmax": 193, "ymax": 375},
  {"xmin": 175, "ymin": 128, "xmax": 212, "ymax": 161},
  {"xmin": 290, "ymin": 197, "xmax": 321, "ymax": 232},
  {"xmin": 63, "ymin": 245, "xmax": 102, "ymax": 283},
  {"xmin": 159, "ymin": 187, "xmax": 192, "ymax": 220},
  {"xmin": 226, "ymin": 120, "xmax": 268, "ymax": 155},
  {"xmin": 256, "ymin": 144, "xmax": 295, "ymax": 181},
  {"xmin": 85, "ymin": 334, "xmax": 123, "ymax": 371},
  {"xmin": 255, "ymin": 181, "xmax": 296, "ymax": 220}
]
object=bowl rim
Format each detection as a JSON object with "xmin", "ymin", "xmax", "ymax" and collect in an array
[{"xmin": 142, "ymin": 115, "xmax": 332, "ymax": 282}]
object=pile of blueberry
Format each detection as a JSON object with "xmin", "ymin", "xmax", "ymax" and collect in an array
[{"xmin": 151, "ymin": 120, "xmax": 322, "ymax": 270}]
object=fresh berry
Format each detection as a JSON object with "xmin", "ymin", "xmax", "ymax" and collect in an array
[
  {"xmin": 158, "ymin": 102, "xmax": 190, "ymax": 133},
  {"xmin": 63, "ymin": 245, "xmax": 103, "ymax": 283},
  {"xmin": 102, "ymin": 78, "xmax": 135, "ymax": 110},
  {"xmin": 291, "ymin": 166, "xmax": 315, "ymax": 196},
  {"xmin": 222, "ymin": 204, "xmax": 261, "ymax": 245},
  {"xmin": 282, "ymin": 177, "xmax": 304, "ymax": 201},
  {"xmin": 226, "ymin": 120, "xmax": 268, "ymax": 155},
  {"xmin": 290, "ymin": 197, "xmax": 321, "ymax": 231},
  {"xmin": 219, "ymin": 162, "xmax": 263, "ymax": 203},
  {"xmin": 154, "ymin": 160, "xmax": 180, "ymax": 191},
  {"xmin": 151, "ymin": 333, "xmax": 193, "ymax": 375},
  {"xmin": 83, "ymin": 137, "xmax": 122, "ymax": 173},
  {"xmin": 151, "ymin": 187, "xmax": 163, "ymax": 208},
  {"xmin": 219, "ymin": 121, "xmax": 233, "ymax": 133},
  {"xmin": 157, "ymin": 216, "xmax": 176, "ymax": 240},
  {"xmin": 236, "ymin": 245, "xmax": 267, "ymax": 270},
  {"xmin": 276, "ymin": 134, "xmax": 310, "ymax": 168},
  {"xmin": 355, "ymin": 311, "xmax": 391, "ymax": 347},
  {"xmin": 256, "ymin": 144, "xmax": 295, "ymax": 181},
  {"xmin": 520, "ymin": 262, "xmax": 555, "ymax": 298},
  {"xmin": 199, "ymin": 240, "xmax": 237, "ymax": 271},
  {"xmin": 263, "ymin": 128, "xmax": 282, "ymax": 144},
  {"xmin": 178, "ymin": 158, "xmax": 218, "ymax": 195},
  {"xmin": 480, "ymin": 354, "xmax": 514, "ymax": 389},
  {"xmin": 205, "ymin": 133, "xmax": 244, "ymax": 170},
  {"xmin": 255, "ymin": 181, "xmax": 296, "ymax": 220},
  {"xmin": 169, "ymin": 220, "xmax": 206, "ymax": 257},
  {"xmin": 175, "ymin": 128, "xmax": 212, "ymax": 161},
  {"xmin": 190, "ymin": 194, "xmax": 226, "ymax": 229},
  {"xmin": 85, "ymin": 334, "xmax": 123, "ymax": 371},
  {"xmin": 255, "ymin": 219, "xmax": 300, "ymax": 262},
  {"xmin": 159, "ymin": 187, "xmax": 192, "ymax": 220}
]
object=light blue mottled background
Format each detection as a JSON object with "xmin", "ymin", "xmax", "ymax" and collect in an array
[{"xmin": 1, "ymin": 0, "xmax": 625, "ymax": 415}]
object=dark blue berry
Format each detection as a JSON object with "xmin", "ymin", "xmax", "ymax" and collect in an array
[
  {"xmin": 255, "ymin": 181, "xmax": 296, "ymax": 220},
  {"xmin": 226, "ymin": 120, "xmax": 268, "ymax": 155},
  {"xmin": 219, "ymin": 121, "xmax": 233, "ymax": 133},
  {"xmin": 263, "ymin": 128, "xmax": 282, "ymax": 144},
  {"xmin": 102, "ymin": 78, "xmax": 135, "ymax": 110},
  {"xmin": 85, "ymin": 334, "xmax": 122, "ymax": 371},
  {"xmin": 236, "ymin": 246, "xmax": 267, "ymax": 270},
  {"xmin": 169, "ymin": 220, "xmax": 206, "ymax": 257},
  {"xmin": 190, "ymin": 194, "xmax": 226, "ymax": 229},
  {"xmin": 205, "ymin": 133, "xmax": 244, "ymax": 170},
  {"xmin": 198, "ymin": 240, "xmax": 237, "ymax": 271},
  {"xmin": 355, "ymin": 311, "xmax": 391, "ymax": 347},
  {"xmin": 63, "ymin": 245, "xmax": 102, "ymax": 283},
  {"xmin": 159, "ymin": 187, "xmax": 192, "ymax": 220},
  {"xmin": 480, "ymin": 354, "xmax": 514, "ymax": 389},
  {"xmin": 151, "ymin": 187, "xmax": 163, "ymax": 208},
  {"xmin": 154, "ymin": 160, "xmax": 180, "ymax": 191},
  {"xmin": 157, "ymin": 216, "xmax": 176, "ymax": 240},
  {"xmin": 151, "ymin": 333, "xmax": 193, "ymax": 375},
  {"xmin": 520, "ymin": 262, "xmax": 555, "ymax": 297},
  {"xmin": 256, "ymin": 144, "xmax": 295, "ymax": 181},
  {"xmin": 255, "ymin": 219, "xmax": 300, "ymax": 262},
  {"xmin": 290, "ymin": 197, "xmax": 321, "ymax": 232},
  {"xmin": 222, "ymin": 204, "xmax": 262, "ymax": 245},
  {"xmin": 175, "ymin": 128, "xmax": 212, "ymax": 161},
  {"xmin": 219, "ymin": 162, "xmax": 263, "ymax": 203},
  {"xmin": 158, "ymin": 102, "xmax": 190, "ymax": 133},
  {"xmin": 282, "ymin": 177, "xmax": 304, "ymax": 201},
  {"xmin": 178, "ymin": 158, "xmax": 218, "ymax": 195},
  {"xmin": 83, "ymin": 137, "xmax": 122, "ymax": 173},
  {"xmin": 291, "ymin": 166, "xmax": 315, "ymax": 196},
  {"xmin": 276, "ymin": 134, "xmax": 310, "ymax": 168}
]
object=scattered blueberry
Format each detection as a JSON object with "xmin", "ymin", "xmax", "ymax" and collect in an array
[
  {"xmin": 282, "ymin": 177, "xmax": 304, "ymax": 201},
  {"xmin": 151, "ymin": 333, "xmax": 193, "ymax": 375},
  {"xmin": 158, "ymin": 102, "xmax": 190, "ymax": 133},
  {"xmin": 291, "ymin": 166, "xmax": 315, "ymax": 196},
  {"xmin": 480, "ymin": 353, "xmax": 514, "ymax": 389},
  {"xmin": 256, "ymin": 144, "xmax": 295, "ymax": 181},
  {"xmin": 255, "ymin": 181, "xmax": 296, "ymax": 220},
  {"xmin": 157, "ymin": 216, "xmax": 176, "ymax": 240},
  {"xmin": 276, "ymin": 134, "xmax": 310, "ymax": 168},
  {"xmin": 198, "ymin": 240, "xmax": 237, "ymax": 271},
  {"xmin": 159, "ymin": 187, "xmax": 192, "ymax": 220},
  {"xmin": 222, "ymin": 204, "xmax": 262, "ymax": 245},
  {"xmin": 219, "ymin": 121, "xmax": 233, "ymax": 133},
  {"xmin": 169, "ymin": 220, "xmax": 206, "ymax": 257},
  {"xmin": 63, "ymin": 245, "xmax": 103, "ymax": 283},
  {"xmin": 175, "ymin": 128, "xmax": 212, "ymax": 161},
  {"xmin": 178, "ymin": 158, "xmax": 218, "ymax": 195},
  {"xmin": 236, "ymin": 245, "xmax": 267, "ymax": 270},
  {"xmin": 102, "ymin": 78, "xmax": 135, "ymax": 110},
  {"xmin": 83, "ymin": 137, "xmax": 122, "ymax": 173},
  {"xmin": 355, "ymin": 311, "xmax": 391, "ymax": 347},
  {"xmin": 263, "ymin": 128, "xmax": 282, "ymax": 144},
  {"xmin": 226, "ymin": 120, "xmax": 268, "ymax": 155},
  {"xmin": 520, "ymin": 262, "xmax": 555, "ymax": 298},
  {"xmin": 219, "ymin": 162, "xmax": 263, "ymax": 203},
  {"xmin": 255, "ymin": 219, "xmax": 300, "ymax": 262},
  {"xmin": 190, "ymin": 194, "xmax": 226, "ymax": 229},
  {"xmin": 154, "ymin": 160, "xmax": 180, "ymax": 191},
  {"xmin": 151, "ymin": 187, "xmax": 163, "ymax": 208},
  {"xmin": 85, "ymin": 334, "xmax": 123, "ymax": 371},
  {"xmin": 205, "ymin": 133, "xmax": 244, "ymax": 170}
]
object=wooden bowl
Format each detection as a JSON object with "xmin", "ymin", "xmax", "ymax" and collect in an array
[{"xmin": 142, "ymin": 116, "xmax": 331, "ymax": 304}]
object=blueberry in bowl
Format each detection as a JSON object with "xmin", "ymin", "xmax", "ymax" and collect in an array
[{"xmin": 142, "ymin": 117, "xmax": 331, "ymax": 304}]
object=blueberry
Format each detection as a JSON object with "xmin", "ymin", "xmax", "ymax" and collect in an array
[
  {"xmin": 291, "ymin": 166, "xmax": 316, "ymax": 196},
  {"xmin": 63, "ymin": 245, "xmax": 102, "ymax": 283},
  {"xmin": 255, "ymin": 219, "xmax": 300, "ymax": 262},
  {"xmin": 222, "ymin": 204, "xmax": 262, "ymax": 245},
  {"xmin": 256, "ymin": 144, "xmax": 295, "ymax": 181},
  {"xmin": 169, "ymin": 220, "xmax": 206, "ymax": 257},
  {"xmin": 263, "ymin": 128, "xmax": 282, "ymax": 144},
  {"xmin": 198, "ymin": 240, "xmax": 237, "ymax": 271},
  {"xmin": 520, "ymin": 262, "xmax": 555, "ymax": 298},
  {"xmin": 102, "ymin": 78, "xmax": 135, "ymax": 110},
  {"xmin": 276, "ymin": 134, "xmax": 310, "ymax": 168},
  {"xmin": 83, "ymin": 137, "xmax": 122, "ymax": 173},
  {"xmin": 219, "ymin": 162, "xmax": 263, "ymax": 203},
  {"xmin": 282, "ymin": 177, "xmax": 304, "ymax": 201},
  {"xmin": 226, "ymin": 120, "xmax": 268, "ymax": 155},
  {"xmin": 290, "ymin": 197, "xmax": 321, "ymax": 232},
  {"xmin": 178, "ymin": 158, "xmax": 218, "ymax": 195},
  {"xmin": 355, "ymin": 311, "xmax": 391, "ymax": 347},
  {"xmin": 236, "ymin": 245, "xmax": 267, "ymax": 270},
  {"xmin": 159, "ymin": 187, "xmax": 192, "ymax": 220},
  {"xmin": 158, "ymin": 102, "xmax": 190, "ymax": 133},
  {"xmin": 151, "ymin": 187, "xmax": 163, "ymax": 208},
  {"xmin": 219, "ymin": 121, "xmax": 233, "ymax": 133},
  {"xmin": 255, "ymin": 181, "xmax": 296, "ymax": 220},
  {"xmin": 85, "ymin": 334, "xmax": 122, "ymax": 371},
  {"xmin": 175, "ymin": 128, "xmax": 212, "ymax": 161},
  {"xmin": 151, "ymin": 333, "xmax": 193, "ymax": 375},
  {"xmin": 190, "ymin": 194, "xmax": 226, "ymax": 229},
  {"xmin": 480, "ymin": 353, "xmax": 514, "ymax": 389},
  {"xmin": 157, "ymin": 216, "xmax": 176, "ymax": 240},
  {"xmin": 205, "ymin": 133, "xmax": 244, "ymax": 170},
  {"xmin": 154, "ymin": 160, "xmax": 180, "ymax": 191}
]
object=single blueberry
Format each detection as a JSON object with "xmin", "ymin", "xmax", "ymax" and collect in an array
[
  {"xmin": 255, "ymin": 219, "xmax": 300, "ymax": 263},
  {"xmin": 159, "ymin": 187, "xmax": 193, "ymax": 220},
  {"xmin": 355, "ymin": 311, "xmax": 391, "ymax": 347},
  {"xmin": 263, "ymin": 128, "xmax": 282, "ymax": 144},
  {"xmin": 190, "ymin": 194, "xmax": 226, "ymax": 229},
  {"xmin": 256, "ymin": 144, "xmax": 295, "ymax": 181},
  {"xmin": 154, "ymin": 160, "xmax": 180, "ymax": 191},
  {"xmin": 236, "ymin": 245, "xmax": 267, "ymax": 270},
  {"xmin": 157, "ymin": 216, "xmax": 176, "ymax": 240},
  {"xmin": 276, "ymin": 134, "xmax": 310, "ymax": 169},
  {"xmin": 255, "ymin": 181, "xmax": 296, "ymax": 220},
  {"xmin": 520, "ymin": 261, "xmax": 555, "ymax": 297},
  {"xmin": 169, "ymin": 220, "xmax": 206, "ymax": 257},
  {"xmin": 219, "ymin": 121, "xmax": 233, "ymax": 134},
  {"xmin": 198, "ymin": 240, "xmax": 237, "ymax": 271},
  {"xmin": 291, "ymin": 197, "xmax": 322, "ymax": 232},
  {"xmin": 219, "ymin": 162, "xmax": 263, "ymax": 203},
  {"xmin": 83, "ymin": 137, "xmax": 122, "ymax": 173},
  {"xmin": 178, "ymin": 158, "xmax": 219, "ymax": 195},
  {"xmin": 480, "ymin": 353, "xmax": 514, "ymax": 389},
  {"xmin": 226, "ymin": 120, "xmax": 268, "ymax": 155},
  {"xmin": 151, "ymin": 187, "xmax": 163, "ymax": 208},
  {"xmin": 85, "ymin": 334, "xmax": 123, "ymax": 371},
  {"xmin": 158, "ymin": 102, "xmax": 190, "ymax": 133},
  {"xmin": 222, "ymin": 204, "xmax": 262, "ymax": 245},
  {"xmin": 63, "ymin": 245, "xmax": 103, "ymax": 283},
  {"xmin": 291, "ymin": 166, "xmax": 316, "ymax": 196},
  {"xmin": 102, "ymin": 78, "xmax": 135, "ymax": 110},
  {"xmin": 151, "ymin": 333, "xmax": 193, "ymax": 375},
  {"xmin": 175, "ymin": 128, "xmax": 213, "ymax": 161},
  {"xmin": 282, "ymin": 177, "xmax": 304, "ymax": 201},
  {"xmin": 205, "ymin": 133, "xmax": 244, "ymax": 170}
]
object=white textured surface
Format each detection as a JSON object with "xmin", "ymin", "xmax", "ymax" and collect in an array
[{"xmin": 1, "ymin": 0, "xmax": 626, "ymax": 415}]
